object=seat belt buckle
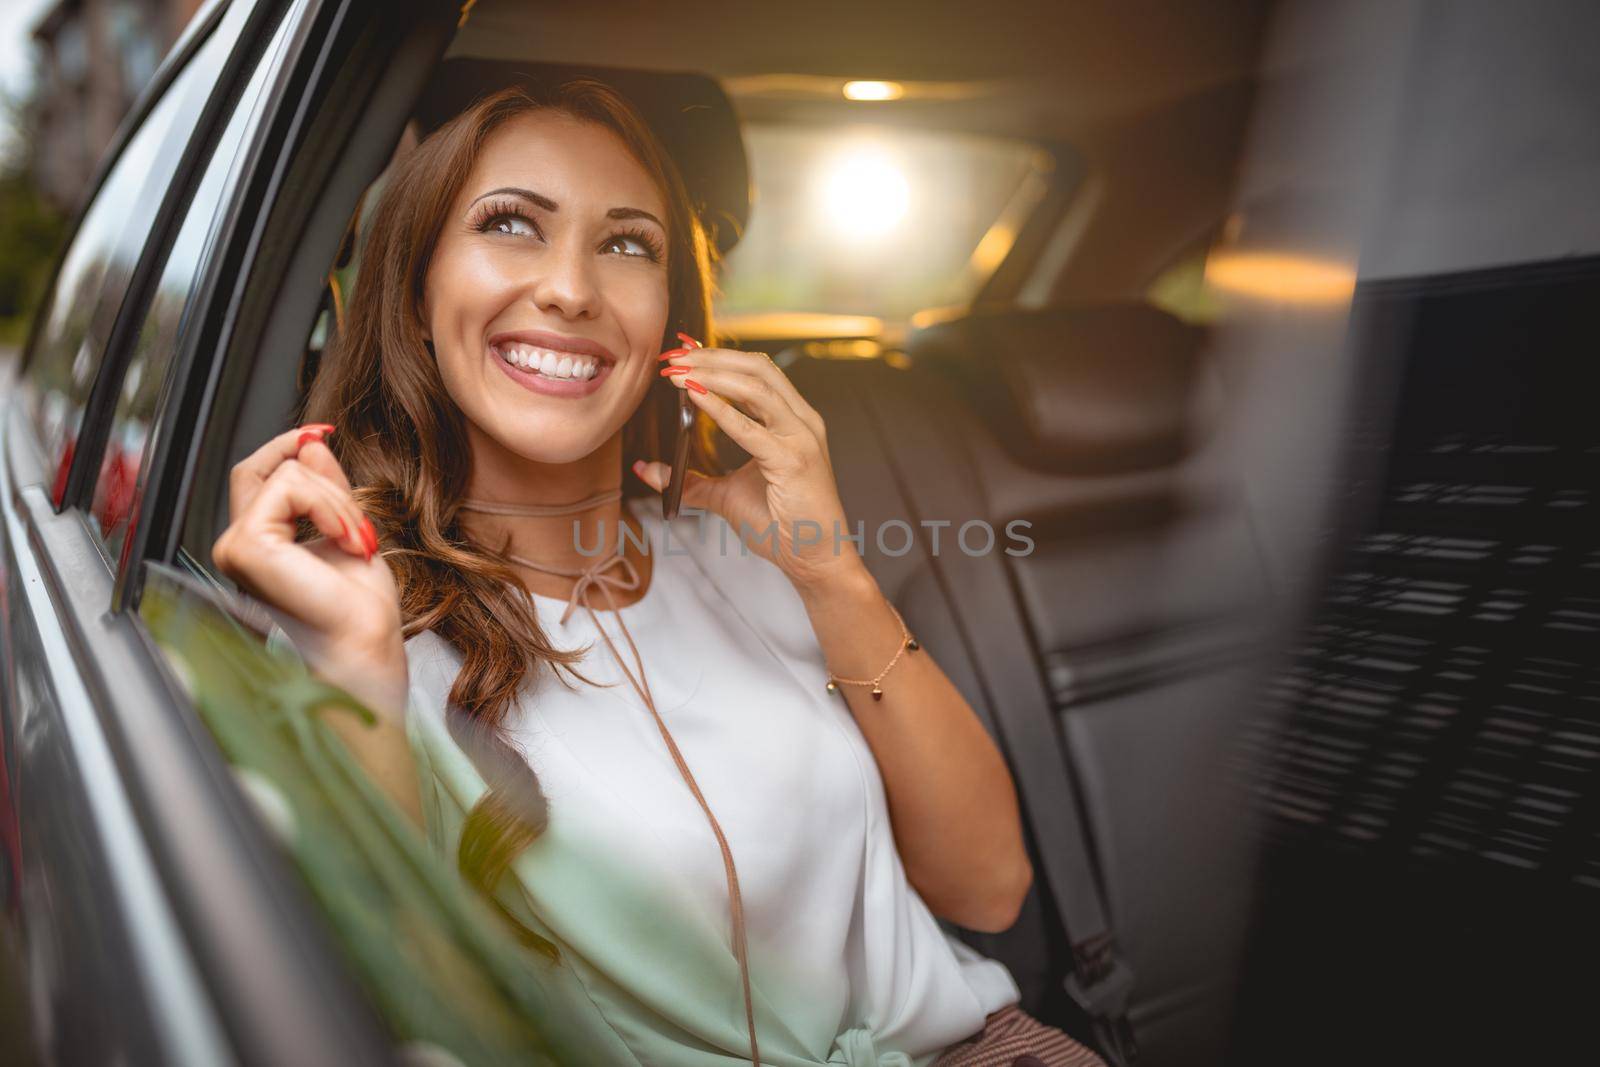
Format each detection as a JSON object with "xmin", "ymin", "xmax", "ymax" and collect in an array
[
  {"xmin": 1064, "ymin": 941, "xmax": 1139, "ymax": 1065},
  {"xmin": 1063, "ymin": 952, "xmax": 1135, "ymax": 1019}
]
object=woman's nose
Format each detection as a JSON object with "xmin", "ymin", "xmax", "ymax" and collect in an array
[{"xmin": 529, "ymin": 241, "xmax": 601, "ymax": 320}]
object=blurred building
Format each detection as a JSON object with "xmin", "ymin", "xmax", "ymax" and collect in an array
[{"xmin": 29, "ymin": 0, "xmax": 204, "ymax": 211}]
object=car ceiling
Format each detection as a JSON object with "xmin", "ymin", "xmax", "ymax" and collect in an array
[{"xmin": 449, "ymin": 0, "xmax": 1273, "ymax": 141}]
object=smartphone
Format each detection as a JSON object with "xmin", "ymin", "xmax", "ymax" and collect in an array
[{"xmin": 662, "ymin": 390, "xmax": 696, "ymax": 520}]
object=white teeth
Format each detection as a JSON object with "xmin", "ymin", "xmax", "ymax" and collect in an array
[{"xmin": 496, "ymin": 344, "xmax": 601, "ymax": 381}]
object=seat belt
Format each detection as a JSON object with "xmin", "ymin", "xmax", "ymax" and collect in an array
[{"xmin": 859, "ymin": 365, "xmax": 1139, "ymax": 1067}]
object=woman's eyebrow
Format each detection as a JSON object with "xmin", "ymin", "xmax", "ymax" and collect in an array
[
  {"xmin": 470, "ymin": 186, "xmax": 558, "ymax": 211},
  {"xmin": 608, "ymin": 206, "xmax": 666, "ymax": 230}
]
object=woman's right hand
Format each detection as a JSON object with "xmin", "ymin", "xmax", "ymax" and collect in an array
[{"xmin": 211, "ymin": 424, "xmax": 408, "ymax": 721}]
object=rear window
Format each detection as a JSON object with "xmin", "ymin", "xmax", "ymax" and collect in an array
[{"xmin": 715, "ymin": 122, "xmax": 1048, "ymax": 326}]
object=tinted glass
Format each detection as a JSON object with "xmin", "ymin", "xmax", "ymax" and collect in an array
[
  {"xmin": 24, "ymin": 13, "xmax": 238, "ymax": 507},
  {"xmin": 90, "ymin": 17, "xmax": 289, "ymax": 569}
]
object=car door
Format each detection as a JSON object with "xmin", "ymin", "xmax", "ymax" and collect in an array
[
  {"xmin": 0, "ymin": 2, "xmax": 401, "ymax": 1065},
  {"xmin": 3, "ymin": 0, "xmax": 590, "ymax": 1064}
]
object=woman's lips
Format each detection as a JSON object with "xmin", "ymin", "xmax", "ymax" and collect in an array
[
  {"xmin": 488, "ymin": 329, "xmax": 617, "ymax": 362},
  {"xmin": 488, "ymin": 332, "xmax": 617, "ymax": 398}
]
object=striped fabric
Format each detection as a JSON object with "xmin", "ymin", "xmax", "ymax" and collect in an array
[{"xmin": 932, "ymin": 1004, "xmax": 1108, "ymax": 1067}]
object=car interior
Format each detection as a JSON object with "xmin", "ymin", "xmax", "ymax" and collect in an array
[
  {"xmin": 166, "ymin": 2, "xmax": 1280, "ymax": 1063},
  {"xmin": 13, "ymin": 0, "xmax": 1596, "ymax": 1064}
]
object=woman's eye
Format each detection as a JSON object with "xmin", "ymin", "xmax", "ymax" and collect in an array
[
  {"xmin": 602, "ymin": 235, "xmax": 655, "ymax": 258},
  {"xmin": 486, "ymin": 214, "xmax": 539, "ymax": 237}
]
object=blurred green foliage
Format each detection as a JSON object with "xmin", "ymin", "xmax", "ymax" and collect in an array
[
  {"xmin": 140, "ymin": 567, "xmax": 581, "ymax": 1066},
  {"xmin": 0, "ymin": 102, "xmax": 68, "ymax": 346}
]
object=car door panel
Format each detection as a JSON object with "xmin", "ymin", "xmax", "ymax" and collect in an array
[
  {"xmin": 0, "ymin": 1, "xmax": 408, "ymax": 1063},
  {"xmin": 0, "ymin": 467, "xmax": 229, "ymax": 1065}
]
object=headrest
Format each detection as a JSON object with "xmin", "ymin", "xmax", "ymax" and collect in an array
[
  {"xmin": 413, "ymin": 58, "xmax": 751, "ymax": 255},
  {"xmin": 908, "ymin": 304, "xmax": 1210, "ymax": 475}
]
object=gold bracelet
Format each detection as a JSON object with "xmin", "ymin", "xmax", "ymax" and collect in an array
[{"xmin": 825, "ymin": 602, "xmax": 920, "ymax": 701}]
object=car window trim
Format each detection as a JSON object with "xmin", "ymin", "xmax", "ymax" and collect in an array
[
  {"xmin": 120, "ymin": 0, "xmax": 455, "ymax": 611},
  {"xmin": 59, "ymin": 0, "xmax": 296, "ymax": 526},
  {"xmin": 111, "ymin": 0, "xmax": 357, "ymax": 609},
  {"xmin": 972, "ymin": 141, "xmax": 1086, "ymax": 308},
  {"xmin": 15, "ymin": 0, "xmax": 233, "ymax": 382}
]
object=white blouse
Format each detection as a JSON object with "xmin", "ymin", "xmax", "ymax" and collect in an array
[{"xmin": 403, "ymin": 497, "xmax": 1020, "ymax": 1066}]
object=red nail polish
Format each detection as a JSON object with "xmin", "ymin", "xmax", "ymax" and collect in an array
[
  {"xmin": 297, "ymin": 430, "xmax": 324, "ymax": 448},
  {"xmin": 359, "ymin": 517, "xmax": 378, "ymax": 558},
  {"xmin": 661, "ymin": 366, "xmax": 691, "ymax": 377},
  {"xmin": 658, "ymin": 348, "xmax": 690, "ymax": 361},
  {"xmin": 685, "ymin": 378, "xmax": 708, "ymax": 395},
  {"xmin": 675, "ymin": 331, "xmax": 702, "ymax": 349}
]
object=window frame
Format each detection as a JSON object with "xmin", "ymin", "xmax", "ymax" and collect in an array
[
  {"xmin": 971, "ymin": 141, "xmax": 1087, "ymax": 309},
  {"xmin": 40, "ymin": 0, "xmax": 304, "ymax": 537},
  {"xmin": 132, "ymin": 0, "xmax": 456, "ymax": 606},
  {"xmin": 21, "ymin": 12, "xmax": 245, "ymax": 525},
  {"xmin": 15, "ymin": 0, "xmax": 231, "ymax": 386},
  {"xmin": 79, "ymin": 0, "xmax": 308, "ymax": 574},
  {"xmin": 0, "ymin": 1, "xmax": 454, "ymax": 1063}
]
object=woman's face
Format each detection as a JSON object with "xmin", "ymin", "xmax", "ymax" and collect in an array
[{"xmin": 424, "ymin": 110, "xmax": 671, "ymax": 466}]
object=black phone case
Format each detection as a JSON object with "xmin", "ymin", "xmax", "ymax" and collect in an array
[{"xmin": 662, "ymin": 392, "xmax": 695, "ymax": 520}]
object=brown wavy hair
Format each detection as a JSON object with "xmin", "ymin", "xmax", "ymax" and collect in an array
[{"xmin": 300, "ymin": 81, "xmax": 722, "ymax": 955}]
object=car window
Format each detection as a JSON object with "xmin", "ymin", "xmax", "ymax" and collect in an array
[
  {"xmin": 89, "ymin": 13, "xmax": 292, "ymax": 572},
  {"xmin": 715, "ymin": 122, "xmax": 1047, "ymax": 326},
  {"xmin": 22, "ymin": 8, "xmax": 241, "ymax": 509},
  {"xmin": 137, "ymin": 564, "xmax": 592, "ymax": 1065},
  {"xmin": 130, "ymin": 5, "xmax": 610, "ymax": 1060}
]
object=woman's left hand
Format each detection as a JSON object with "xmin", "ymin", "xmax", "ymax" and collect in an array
[{"xmin": 632, "ymin": 338, "xmax": 862, "ymax": 591}]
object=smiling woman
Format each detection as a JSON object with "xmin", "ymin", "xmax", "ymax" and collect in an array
[{"xmin": 204, "ymin": 76, "xmax": 1091, "ymax": 1067}]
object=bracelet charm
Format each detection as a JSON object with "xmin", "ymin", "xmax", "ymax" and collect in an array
[{"xmin": 826, "ymin": 602, "xmax": 919, "ymax": 701}]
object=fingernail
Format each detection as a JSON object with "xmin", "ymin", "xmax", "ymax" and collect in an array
[
  {"xmin": 658, "ymin": 348, "xmax": 690, "ymax": 361},
  {"xmin": 359, "ymin": 517, "xmax": 378, "ymax": 559},
  {"xmin": 300, "ymin": 423, "xmax": 335, "ymax": 434},
  {"xmin": 675, "ymin": 331, "xmax": 702, "ymax": 349},
  {"xmin": 685, "ymin": 378, "xmax": 708, "ymax": 395},
  {"xmin": 297, "ymin": 430, "xmax": 324, "ymax": 448},
  {"xmin": 660, "ymin": 366, "xmax": 691, "ymax": 377},
  {"xmin": 631, "ymin": 459, "xmax": 646, "ymax": 475}
]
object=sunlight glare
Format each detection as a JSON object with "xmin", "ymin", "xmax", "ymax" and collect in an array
[{"xmin": 819, "ymin": 149, "xmax": 910, "ymax": 239}]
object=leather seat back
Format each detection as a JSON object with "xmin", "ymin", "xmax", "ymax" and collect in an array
[{"xmin": 789, "ymin": 303, "xmax": 1269, "ymax": 1065}]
